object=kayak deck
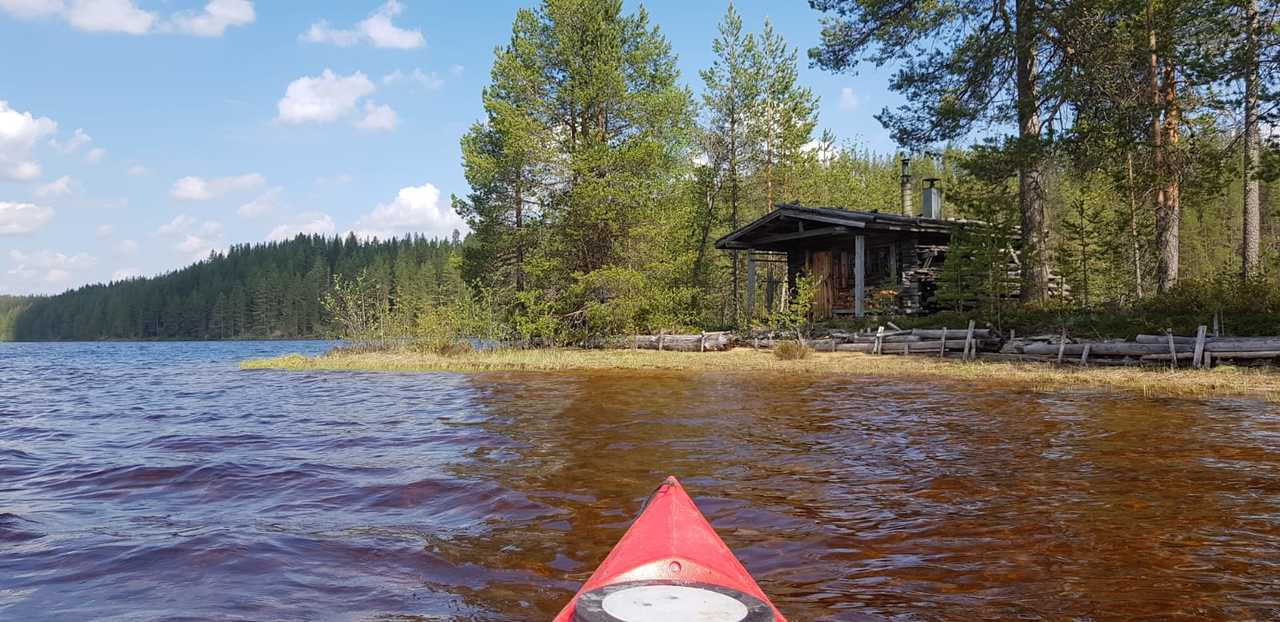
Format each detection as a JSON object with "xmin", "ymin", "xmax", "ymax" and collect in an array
[{"xmin": 553, "ymin": 476, "xmax": 786, "ymax": 621}]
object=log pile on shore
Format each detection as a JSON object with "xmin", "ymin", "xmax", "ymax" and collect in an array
[
  {"xmin": 1003, "ymin": 329, "xmax": 1280, "ymax": 368},
  {"xmin": 610, "ymin": 323, "xmax": 1280, "ymax": 369}
]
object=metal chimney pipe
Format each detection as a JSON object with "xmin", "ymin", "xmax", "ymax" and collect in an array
[
  {"xmin": 922, "ymin": 178, "xmax": 943, "ymax": 219},
  {"xmin": 900, "ymin": 157, "xmax": 913, "ymax": 216}
]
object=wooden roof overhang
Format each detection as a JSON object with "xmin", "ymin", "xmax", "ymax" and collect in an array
[{"xmin": 714, "ymin": 204, "xmax": 968, "ymax": 252}]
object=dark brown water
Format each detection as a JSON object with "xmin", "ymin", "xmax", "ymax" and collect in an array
[{"xmin": 3, "ymin": 342, "xmax": 1280, "ymax": 621}]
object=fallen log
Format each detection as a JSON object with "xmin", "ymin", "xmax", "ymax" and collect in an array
[
  {"xmin": 1024, "ymin": 342, "xmax": 1187, "ymax": 356},
  {"xmin": 837, "ymin": 339, "xmax": 997, "ymax": 354},
  {"xmin": 1136, "ymin": 334, "xmax": 1199, "ymax": 345},
  {"xmin": 626, "ymin": 332, "xmax": 733, "ymax": 352},
  {"xmin": 1203, "ymin": 350, "xmax": 1280, "ymax": 359},
  {"xmin": 1204, "ymin": 340, "xmax": 1280, "ymax": 352},
  {"xmin": 911, "ymin": 328, "xmax": 992, "ymax": 339}
]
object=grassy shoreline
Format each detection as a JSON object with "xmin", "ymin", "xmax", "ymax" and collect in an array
[{"xmin": 241, "ymin": 348, "xmax": 1280, "ymax": 401}]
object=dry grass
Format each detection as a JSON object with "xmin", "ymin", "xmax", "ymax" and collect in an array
[{"xmin": 241, "ymin": 348, "xmax": 1280, "ymax": 401}]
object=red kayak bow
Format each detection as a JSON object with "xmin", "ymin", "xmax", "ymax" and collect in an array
[{"xmin": 553, "ymin": 476, "xmax": 786, "ymax": 622}]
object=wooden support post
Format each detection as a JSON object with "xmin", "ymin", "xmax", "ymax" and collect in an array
[
  {"xmin": 1192, "ymin": 325, "xmax": 1207, "ymax": 369},
  {"xmin": 1056, "ymin": 330, "xmax": 1067, "ymax": 365},
  {"xmin": 699, "ymin": 331, "xmax": 706, "ymax": 353},
  {"xmin": 745, "ymin": 255, "xmax": 757, "ymax": 321},
  {"xmin": 854, "ymin": 234, "xmax": 866, "ymax": 318},
  {"xmin": 1212, "ymin": 312, "xmax": 1220, "ymax": 337},
  {"xmin": 1080, "ymin": 343, "xmax": 1091, "ymax": 367},
  {"xmin": 658, "ymin": 331, "xmax": 664, "ymax": 352},
  {"xmin": 904, "ymin": 342, "xmax": 910, "ymax": 356},
  {"xmin": 939, "ymin": 327, "xmax": 948, "ymax": 359},
  {"xmin": 1166, "ymin": 330, "xmax": 1177, "ymax": 370},
  {"xmin": 964, "ymin": 320, "xmax": 976, "ymax": 361},
  {"xmin": 874, "ymin": 325, "xmax": 884, "ymax": 355}
]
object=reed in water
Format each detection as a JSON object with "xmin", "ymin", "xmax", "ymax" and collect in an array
[{"xmin": 242, "ymin": 348, "xmax": 1280, "ymax": 401}]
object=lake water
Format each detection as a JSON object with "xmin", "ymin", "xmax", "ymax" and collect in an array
[{"xmin": 2, "ymin": 341, "xmax": 1279, "ymax": 621}]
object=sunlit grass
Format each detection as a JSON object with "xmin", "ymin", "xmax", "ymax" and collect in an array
[{"xmin": 241, "ymin": 348, "xmax": 1280, "ymax": 401}]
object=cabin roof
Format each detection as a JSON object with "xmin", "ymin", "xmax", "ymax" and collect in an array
[{"xmin": 714, "ymin": 204, "xmax": 972, "ymax": 251}]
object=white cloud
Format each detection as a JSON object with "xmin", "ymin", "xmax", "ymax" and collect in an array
[
  {"xmin": 301, "ymin": 20, "xmax": 358, "ymax": 46},
  {"xmin": 85, "ymin": 146, "xmax": 106, "ymax": 163},
  {"xmin": 801, "ymin": 138, "xmax": 842, "ymax": 164},
  {"xmin": 267, "ymin": 212, "xmax": 335, "ymax": 241},
  {"xmin": 170, "ymin": 172, "xmax": 265, "ymax": 200},
  {"xmin": 65, "ymin": 0, "xmax": 157, "ymax": 34},
  {"xmin": 237, "ymin": 186, "xmax": 281, "ymax": 218},
  {"xmin": 7, "ymin": 249, "xmax": 96, "ymax": 286},
  {"xmin": 382, "ymin": 68, "xmax": 442, "ymax": 89},
  {"xmin": 110, "ymin": 268, "xmax": 139, "ymax": 281},
  {"xmin": 448, "ymin": 64, "xmax": 463, "ymax": 76},
  {"xmin": 0, "ymin": 100, "xmax": 58, "ymax": 181},
  {"xmin": 276, "ymin": 69, "xmax": 376, "ymax": 125},
  {"xmin": 0, "ymin": 0, "xmax": 65, "ymax": 19},
  {"xmin": 34, "ymin": 175, "xmax": 76, "ymax": 198},
  {"xmin": 301, "ymin": 1, "xmax": 424, "ymax": 49},
  {"xmin": 0, "ymin": 202, "xmax": 54, "ymax": 235},
  {"xmin": 170, "ymin": 0, "xmax": 254, "ymax": 37},
  {"xmin": 126, "ymin": 163, "xmax": 149, "ymax": 176},
  {"xmin": 839, "ymin": 87, "xmax": 860, "ymax": 112},
  {"xmin": 51, "ymin": 127, "xmax": 91, "ymax": 153},
  {"xmin": 95, "ymin": 223, "xmax": 113, "ymax": 238},
  {"xmin": 113, "ymin": 238, "xmax": 138, "ymax": 255},
  {"xmin": 356, "ymin": 101, "xmax": 397, "ymax": 131},
  {"xmin": 156, "ymin": 214, "xmax": 196, "ymax": 235},
  {"xmin": 156, "ymin": 214, "xmax": 222, "ymax": 258},
  {"xmin": 1, "ymin": 0, "xmax": 253, "ymax": 36},
  {"xmin": 353, "ymin": 182, "xmax": 466, "ymax": 240}
]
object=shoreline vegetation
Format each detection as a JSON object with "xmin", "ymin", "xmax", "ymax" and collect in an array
[{"xmin": 241, "ymin": 348, "xmax": 1280, "ymax": 402}]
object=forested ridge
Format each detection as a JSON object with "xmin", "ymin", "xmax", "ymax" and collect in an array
[
  {"xmin": 6, "ymin": 235, "xmax": 462, "ymax": 341},
  {"xmin": 5, "ymin": 0, "xmax": 1280, "ymax": 344}
]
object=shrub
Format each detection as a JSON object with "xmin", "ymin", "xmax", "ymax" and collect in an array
[
  {"xmin": 436, "ymin": 340, "xmax": 475, "ymax": 357},
  {"xmin": 774, "ymin": 340, "xmax": 812, "ymax": 360}
]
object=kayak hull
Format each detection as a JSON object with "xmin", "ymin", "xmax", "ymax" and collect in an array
[{"xmin": 553, "ymin": 476, "xmax": 786, "ymax": 621}]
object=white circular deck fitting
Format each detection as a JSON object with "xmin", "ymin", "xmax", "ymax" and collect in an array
[{"xmin": 600, "ymin": 584, "xmax": 749, "ymax": 622}]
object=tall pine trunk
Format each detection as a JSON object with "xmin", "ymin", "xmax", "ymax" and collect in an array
[
  {"xmin": 1015, "ymin": 0, "xmax": 1050, "ymax": 303},
  {"xmin": 1156, "ymin": 62, "xmax": 1181, "ymax": 291},
  {"xmin": 1243, "ymin": 0, "xmax": 1261, "ymax": 279},
  {"xmin": 1126, "ymin": 151, "xmax": 1144, "ymax": 298}
]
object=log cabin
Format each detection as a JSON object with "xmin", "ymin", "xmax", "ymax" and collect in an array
[{"xmin": 714, "ymin": 203, "xmax": 974, "ymax": 319}]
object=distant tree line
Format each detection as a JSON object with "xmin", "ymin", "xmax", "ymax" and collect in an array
[{"xmin": 6, "ymin": 234, "xmax": 463, "ymax": 341}]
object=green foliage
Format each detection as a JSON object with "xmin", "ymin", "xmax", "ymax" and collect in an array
[
  {"xmin": 0, "ymin": 295, "xmax": 35, "ymax": 341},
  {"xmin": 773, "ymin": 273, "xmax": 820, "ymax": 342},
  {"xmin": 935, "ymin": 151, "xmax": 1022, "ymax": 315}
]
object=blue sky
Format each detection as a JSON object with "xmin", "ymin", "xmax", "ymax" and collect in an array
[{"xmin": 0, "ymin": 0, "xmax": 904, "ymax": 295}]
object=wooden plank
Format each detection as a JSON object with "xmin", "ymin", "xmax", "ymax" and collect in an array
[
  {"xmin": 1192, "ymin": 325, "xmax": 1207, "ymax": 369},
  {"xmin": 1080, "ymin": 343, "xmax": 1091, "ymax": 367},
  {"xmin": 754, "ymin": 226, "xmax": 848, "ymax": 245},
  {"xmin": 964, "ymin": 320, "xmax": 976, "ymax": 361},
  {"xmin": 939, "ymin": 327, "xmax": 947, "ymax": 359},
  {"xmin": 1056, "ymin": 330, "xmax": 1067, "ymax": 365},
  {"xmin": 1167, "ymin": 331, "xmax": 1177, "ymax": 370},
  {"xmin": 854, "ymin": 234, "xmax": 866, "ymax": 318}
]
